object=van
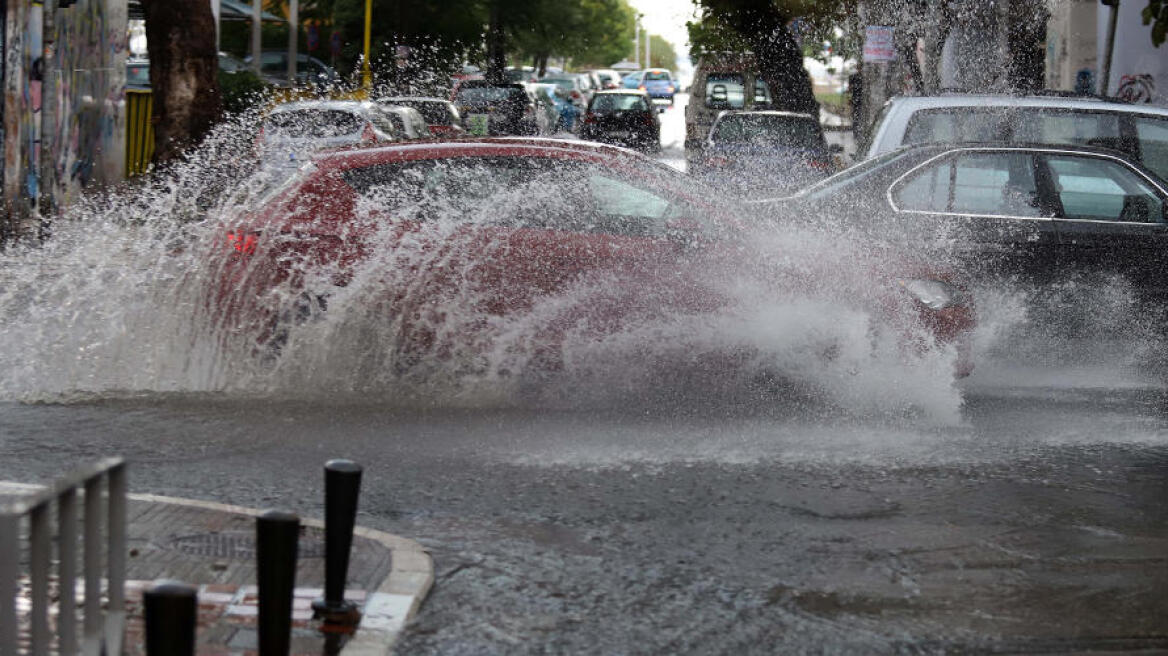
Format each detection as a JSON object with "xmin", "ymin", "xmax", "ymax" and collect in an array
[{"xmin": 684, "ymin": 53, "xmax": 775, "ymax": 168}]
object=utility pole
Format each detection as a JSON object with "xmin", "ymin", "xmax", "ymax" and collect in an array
[
  {"xmin": 361, "ymin": 0, "xmax": 371, "ymax": 91},
  {"xmin": 1099, "ymin": 0, "xmax": 1119, "ymax": 95},
  {"xmin": 634, "ymin": 14, "xmax": 641, "ymax": 68},
  {"xmin": 251, "ymin": 0, "xmax": 261, "ymax": 75},
  {"xmin": 644, "ymin": 29, "xmax": 650, "ymax": 68},
  {"xmin": 287, "ymin": 0, "xmax": 298, "ymax": 86}
]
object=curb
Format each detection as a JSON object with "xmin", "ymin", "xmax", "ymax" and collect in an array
[{"xmin": 0, "ymin": 482, "xmax": 433, "ymax": 656}]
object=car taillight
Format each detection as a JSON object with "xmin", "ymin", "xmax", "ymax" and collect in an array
[
  {"xmin": 638, "ymin": 85, "xmax": 646, "ymax": 91},
  {"xmin": 808, "ymin": 159, "xmax": 833, "ymax": 171},
  {"xmin": 705, "ymin": 155, "xmax": 730, "ymax": 167},
  {"xmin": 361, "ymin": 123, "xmax": 376, "ymax": 144},
  {"xmin": 667, "ymin": 86, "xmax": 675, "ymax": 93},
  {"xmin": 570, "ymin": 91, "xmax": 581, "ymax": 100},
  {"xmin": 227, "ymin": 230, "xmax": 259, "ymax": 255}
]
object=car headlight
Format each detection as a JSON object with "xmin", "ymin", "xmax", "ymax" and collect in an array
[{"xmin": 899, "ymin": 279, "xmax": 963, "ymax": 310}]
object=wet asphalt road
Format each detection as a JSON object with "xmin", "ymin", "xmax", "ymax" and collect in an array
[{"xmin": 2, "ymin": 373, "xmax": 1167, "ymax": 653}]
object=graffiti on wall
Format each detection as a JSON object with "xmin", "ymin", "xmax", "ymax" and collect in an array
[
  {"xmin": 1116, "ymin": 74, "xmax": 1155, "ymax": 103},
  {"xmin": 23, "ymin": 0, "xmax": 41, "ymax": 204},
  {"xmin": 44, "ymin": 0, "xmax": 125, "ymax": 208},
  {"xmin": 2, "ymin": 0, "xmax": 125, "ymax": 216}
]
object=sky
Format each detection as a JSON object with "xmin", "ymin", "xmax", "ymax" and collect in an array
[{"xmin": 626, "ymin": 0, "xmax": 699, "ymax": 71}]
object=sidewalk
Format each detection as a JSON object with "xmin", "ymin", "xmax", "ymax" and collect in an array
[{"xmin": 1, "ymin": 482, "xmax": 433, "ymax": 656}]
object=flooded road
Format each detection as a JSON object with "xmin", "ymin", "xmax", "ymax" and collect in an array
[{"xmin": 1, "ymin": 96, "xmax": 1167, "ymax": 652}]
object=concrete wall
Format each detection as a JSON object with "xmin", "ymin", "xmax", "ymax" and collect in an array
[
  {"xmin": 2, "ymin": 0, "xmax": 126, "ymax": 229},
  {"xmin": 1045, "ymin": 0, "xmax": 1097, "ymax": 94},
  {"xmin": 1097, "ymin": 1, "xmax": 1166, "ymax": 105}
]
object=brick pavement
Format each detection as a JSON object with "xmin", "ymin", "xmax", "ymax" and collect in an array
[{"xmin": 3, "ymin": 485, "xmax": 434, "ymax": 656}]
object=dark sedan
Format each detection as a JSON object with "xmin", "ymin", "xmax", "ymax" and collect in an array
[
  {"xmin": 692, "ymin": 111, "xmax": 841, "ymax": 196},
  {"xmin": 760, "ymin": 143, "xmax": 1168, "ymax": 293},
  {"xmin": 451, "ymin": 81, "xmax": 543, "ymax": 136},
  {"xmin": 579, "ymin": 91, "xmax": 660, "ymax": 152}
]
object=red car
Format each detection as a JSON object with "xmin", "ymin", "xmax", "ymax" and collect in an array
[{"xmin": 213, "ymin": 139, "xmax": 975, "ymax": 381}]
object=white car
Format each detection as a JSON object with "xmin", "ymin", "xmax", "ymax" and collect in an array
[
  {"xmin": 379, "ymin": 104, "xmax": 432, "ymax": 140},
  {"xmin": 862, "ymin": 93, "xmax": 1168, "ymax": 181},
  {"xmin": 257, "ymin": 101, "xmax": 399, "ymax": 166}
]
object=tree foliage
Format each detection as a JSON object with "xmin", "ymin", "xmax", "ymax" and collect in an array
[
  {"xmin": 647, "ymin": 34, "xmax": 679, "ymax": 70},
  {"xmin": 1143, "ymin": 0, "xmax": 1168, "ymax": 47},
  {"xmin": 689, "ymin": 0, "xmax": 851, "ymax": 113}
]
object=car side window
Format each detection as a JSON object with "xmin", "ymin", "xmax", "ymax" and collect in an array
[
  {"xmin": 1044, "ymin": 155, "xmax": 1165, "ymax": 223},
  {"xmin": 585, "ymin": 170, "xmax": 713, "ymax": 236},
  {"xmin": 1134, "ymin": 117, "xmax": 1168, "ymax": 182},
  {"xmin": 893, "ymin": 152, "xmax": 1041, "ymax": 217}
]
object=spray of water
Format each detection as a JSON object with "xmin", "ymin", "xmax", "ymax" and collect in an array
[{"xmin": 0, "ymin": 112, "xmax": 966, "ymax": 421}]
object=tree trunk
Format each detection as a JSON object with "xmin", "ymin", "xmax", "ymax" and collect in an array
[
  {"xmin": 708, "ymin": 1, "xmax": 818, "ymax": 115},
  {"xmin": 141, "ymin": 0, "xmax": 222, "ymax": 165}
]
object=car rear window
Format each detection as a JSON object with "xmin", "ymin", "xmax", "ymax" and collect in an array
[
  {"xmin": 1134, "ymin": 116, "xmax": 1168, "ymax": 181},
  {"xmin": 644, "ymin": 71, "xmax": 671, "ymax": 81},
  {"xmin": 904, "ymin": 107, "xmax": 1129, "ymax": 152},
  {"xmin": 705, "ymin": 74, "xmax": 745, "ymax": 109},
  {"xmin": 265, "ymin": 110, "xmax": 363, "ymax": 138},
  {"xmin": 590, "ymin": 95, "xmax": 649, "ymax": 112},
  {"xmin": 712, "ymin": 115, "xmax": 823, "ymax": 148}
]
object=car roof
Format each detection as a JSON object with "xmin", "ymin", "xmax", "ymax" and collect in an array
[
  {"xmin": 593, "ymin": 89, "xmax": 649, "ymax": 95},
  {"xmin": 268, "ymin": 100, "xmax": 380, "ymax": 113},
  {"xmin": 716, "ymin": 110, "xmax": 816, "ymax": 120},
  {"xmin": 883, "ymin": 93, "xmax": 1168, "ymax": 117},
  {"xmin": 305, "ymin": 137, "xmax": 660, "ymax": 172},
  {"xmin": 889, "ymin": 140, "xmax": 1160, "ymax": 164},
  {"xmin": 379, "ymin": 96, "xmax": 451, "ymax": 105}
]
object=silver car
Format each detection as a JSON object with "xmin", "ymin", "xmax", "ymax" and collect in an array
[{"xmin": 257, "ymin": 100, "xmax": 399, "ymax": 166}]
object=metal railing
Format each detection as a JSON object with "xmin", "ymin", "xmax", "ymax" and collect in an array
[{"xmin": 0, "ymin": 458, "xmax": 127, "ymax": 656}]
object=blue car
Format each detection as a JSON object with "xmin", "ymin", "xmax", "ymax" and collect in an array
[{"xmin": 623, "ymin": 69, "xmax": 676, "ymax": 105}]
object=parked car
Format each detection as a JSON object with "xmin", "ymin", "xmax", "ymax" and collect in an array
[
  {"xmin": 529, "ymin": 84, "xmax": 565, "ymax": 133},
  {"xmin": 243, "ymin": 51, "xmax": 338, "ymax": 87},
  {"xmin": 380, "ymin": 105, "xmax": 431, "ymax": 140},
  {"xmin": 451, "ymin": 80, "xmax": 545, "ymax": 136},
  {"xmin": 623, "ymin": 68, "xmax": 677, "ymax": 108},
  {"xmin": 256, "ymin": 100, "xmax": 398, "ymax": 166},
  {"xmin": 579, "ymin": 90, "xmax": 660, "ymax": 152},
  {"xmin": 377, "ymin": 96, "xmax": 464, "ymax": 136},
  {"xmin": 539, "ymin": 75, "xmax": 588, "ymax": 109},
  {"xmin": 211, "ymin": 139, "xmax": 975, "ymax": 378},
  {"xmin": 593, "ymin": 69, "xmax": 624, "ymax": 90},
  {"xmin": 125, "ymin": 52, "xmax": 251, "ymax": 90},
  {"xmin": 862, "ymin": 92, "xmax": 1168, "ymax": 182},
  {"xmin": 685, "ymin": 53, "xmax": 775, "ymax": 169},
  {"xmin": 762, "ymin": 142, "xmax": 1168, "ymax": 294},
  {"xmin": 691, "ymin": 111, "xmax": 841, "ymax": 195}
]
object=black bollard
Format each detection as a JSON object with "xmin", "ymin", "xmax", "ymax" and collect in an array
[
  {"xmin": 312, "ymin": 459, "xmax": 363, "ymax": 626},
  {"xmin": 256, "ymin": 510, "xmax": 300, "ymax": 656},
  {"xmin": 143, "ymin": 580, "xmax": 197, "ymax": 656}
]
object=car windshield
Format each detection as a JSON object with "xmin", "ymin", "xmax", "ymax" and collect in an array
[
  {"xmin": 456, "ymin": 86, "xmax": 524, "ymax": 102},
  {"xmin": 795, "ymin": 148, "xmax": 918, "ymax": 201},
  {"xmin": 591, "ymin": 95, "xmax": 649, "ymax": 112},
  {"xmin": 713, "ymin": 115, "xmax": 823, "ymax": 147},
  {"xmin": 264, "ymin": 109, "xmax": 363, "ymax": 138},
  {"xmin": 339, "ymin": 156, "xmax": 718, "ymax": 237}
]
